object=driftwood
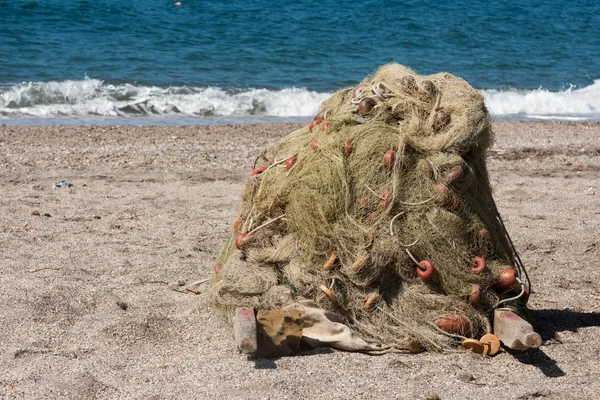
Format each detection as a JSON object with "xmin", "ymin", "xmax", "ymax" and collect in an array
[
  {"xmin": 234, "ymin": 307, "xmax": 257, "ymax": 354},
  {"xmin": 493, "ymin": 308, "xmax": 542, "ymax": 350}
]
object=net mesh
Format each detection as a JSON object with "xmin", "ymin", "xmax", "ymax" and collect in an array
[{"xmin": 209, "ymin": 64, "xmax": 527, "ymax": 351}]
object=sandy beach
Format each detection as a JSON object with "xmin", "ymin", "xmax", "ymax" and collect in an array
[{"xmin": 1, "ymin": 121, "xmax": 599, "ymax": 399}]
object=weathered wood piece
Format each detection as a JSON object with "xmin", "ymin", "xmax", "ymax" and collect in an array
[
  {"xmin": 493, "ymin": 308, "xmax": 542, "ymax": 350},
  {"xmin": 234, "ymin": 307, "xmax": 257, "ymax": 354}
]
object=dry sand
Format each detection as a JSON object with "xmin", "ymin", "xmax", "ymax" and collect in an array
[{"xmin": 0, "ymin": 121, "xmax": 599, "ymax": 399}]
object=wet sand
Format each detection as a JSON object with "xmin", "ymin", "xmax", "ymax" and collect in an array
[{"xmin": 0, "ymin": 121, "xmax": 599, "ymax": 399}]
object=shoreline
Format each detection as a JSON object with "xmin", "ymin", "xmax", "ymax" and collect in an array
[
  {"xmin": 1, "ymin": 121, "xmax": 599, "ymax": 399},
  {"xmin": 2, "ymin": 117, "xmax": 600, "ymax": 127}
]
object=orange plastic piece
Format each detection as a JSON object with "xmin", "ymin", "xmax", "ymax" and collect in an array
[
  {"xmin": 323, "ymin": 252, "xmax": 337, "ymax": 270},
  {"xmin": 480, "ymin": 333, "xmax": 501, "ymax": 356}
]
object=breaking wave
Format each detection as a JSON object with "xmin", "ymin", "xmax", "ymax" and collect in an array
[
  {"xmin": 2, "ymin": 78, "xmax": 600, "ymax": 122},
  {"xmin": 482, "ymin": 80, "xmax": 600, "ymax": 121},
  {"xmin": 0, "ymin": 79, "xmax": 330, "ymax": 119}
]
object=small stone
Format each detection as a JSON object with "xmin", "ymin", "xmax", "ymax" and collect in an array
[
  {"xmin": 116, "ymin": 301, "xmax": 128, "ymax": 311},
  {"xmin": 31, "ymin": 210, "xmax": 40, "ymax": 216},
  {"xmin": 43, "ymin": 213, "xmax": 52, "ymax": 217},
  {"xmin": 93, "ymin": 215, "xmax": 101, "ymax": 219},
  {"xmin": 457, "ymin": 372, "xmax": 475, "ymax": 382}
]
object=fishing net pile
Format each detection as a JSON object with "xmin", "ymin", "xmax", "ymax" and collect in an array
[{"xmin": 209, "ymin": 63, "xmax": 529, "ymax": 351}]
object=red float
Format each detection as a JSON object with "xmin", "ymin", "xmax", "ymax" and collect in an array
[
  {"xmin": 344, "ymin": 141, "xmax": 353, "ymax": 156},
  {"xmin": 314, "ymin": 109, "xmax": 328, "ymax": 121},
  {"xmin": 384, "ymin": 150, "xmax": 396, "ymax": 169},
  {"xmin": 353, "ymin": 85, "xmax": 367, "ymax": 99},
  {"xmin": 249, "ymin": 166, "xmax": 266, "ymax": 177},
  {"xmin": 213, "ymin": 261, "xmax": 223, "ymax": 275},
  {"xmin": 434, "ymin": 183, "xmax": 449, "ymax": 201},
  {"xmin": 469, "ymin": 284, "xmax": 481, "ymax": 305},
  {"xmin": 442, "ymin": 165, "xmax": 464, "ymax": 185},
  {"xmin": 367, "ymin": 211, "xmax": 378, "ymax": 223},
  {"xmin": 470, "ymin": 257, "xmax": 486, "ymax": 274},
  {"xmin": 493, "ymin": 268, "xmax": 518, "ymax": 292},
  {"xmin": 286, "ymin": 155, "xmax": 297, "ymax": 170},
  {"xmin": 446, "ymin": 194, "xmax": 459, "ymax": 211},
  {"xmin": 309, "ymin": 118, "xmax": 322, "ymax": 132},
  {"xmin": 380, "ymin": 190, "xmax": 392, "ymax": 208},
  {"xmin": 359, "ymin": 197, "xmax": 369, "ymax": 209},
  {"xmin": 416, "ymin": 260, "xmax": 434, "ymax": 280},
  {"xmin": 436, "ymin": 314, "xmax": 471, "ymax": 335},
  {"xmin": 358, "ymin": 97, "xmax": 376, "ymax": 115},
  {"xmin": 235, "ymin": 232, "xmax": 252, "ymax": 249}
]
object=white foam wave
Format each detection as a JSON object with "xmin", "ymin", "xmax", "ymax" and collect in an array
[
  {"xmin": 482, "ymin": 80, "xmax": 600, "ymax": 120},
  {"xmin": 0, "ymin": 78, "xmax": 330, "ymax": 119},
  {"xmin": 2, "ymin": 78, "xmax": 600, "ymax": 121}
]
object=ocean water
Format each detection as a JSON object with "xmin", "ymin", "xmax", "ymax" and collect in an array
[{"xmin": 1, "ymin": 0, "xmax": 599, "ymax": 125}]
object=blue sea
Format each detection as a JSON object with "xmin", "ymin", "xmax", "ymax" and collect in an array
[{"xmin": 1, "ymin": 0, "xmax": 599, "ymax": 125}]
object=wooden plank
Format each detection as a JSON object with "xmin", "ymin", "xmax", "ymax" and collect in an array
[
  {"xmin": 493, "ymin": 308, "xmax": 542, "ymax": 350},
  {"xmin": 234, "ymin": 307, "xmax": 257, "ymax": 354}
]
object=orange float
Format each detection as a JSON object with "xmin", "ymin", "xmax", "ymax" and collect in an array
[
  {"xmin": 461, "ymin": 339, "xmax": 485, "ymax": 354},
  {"xmin": 319, "ymin": 284, "xmax": 336, "ymax": 299},
  {"xmin": 323, "ymin": 252, "xmax": 337, "ymax": 270},
  {"xmin": 480, "ymin": 333, "xmax": 501, "ymax": 356},
  {"xmin": 363, "ymin": 293, "xmax": 380, "ymax": 309},
  {"xmin": 352, "ymin": 252, "xmax": 369, "ymax": 271},
  {"xmin": 232, "ymin": 216, "xmax": 242, "ymax": 233}
]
